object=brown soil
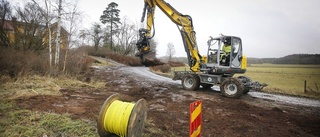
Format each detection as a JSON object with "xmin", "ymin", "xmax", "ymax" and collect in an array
[{"xmin": 16, "ymin": 66, "xmax": 320, "ymax": 137}]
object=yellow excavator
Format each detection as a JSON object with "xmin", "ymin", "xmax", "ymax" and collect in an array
[{"xmin": 136, "ymin": 0, "xmax": 267, "ymax": 98}]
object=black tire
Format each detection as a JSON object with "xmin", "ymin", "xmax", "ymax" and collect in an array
[
  {"xmin": 201, "ymin": 84, "xmax": 213, "ymax": 89},
  {"xmin": 182, "ymin": 74, "xmax": 200, "ymax": 91},
  {"xmin": 237, "ymin": 76, "xmax": 252, "ymax": 94},
  {"xmin": 220, "ymin": 77, "xmax": 244, "ymax": 98},
  {"xmin": 243, "ymin": 88, "xmax": 250, "ymax": 94}
]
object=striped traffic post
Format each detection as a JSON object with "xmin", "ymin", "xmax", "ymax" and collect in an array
[{"xmin": 189, "ymin": 100, "xmax": 202, "ymax": 137}]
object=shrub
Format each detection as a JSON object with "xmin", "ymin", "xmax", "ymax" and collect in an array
[
  {"xmin": 151, "ymin": 64, "xmax": 171, "ymax": 73},
  {"xmin": 0, "ymin": 47, "xmax": 95, "ymax": 79},
  {"xmin": 85, "ymin": 46, "xmax": 143, "ymax": 66},
  {"xmin": 0, "ymin": 47, "xmax": 48, "ymax": 77},
  {"xmin": 64, "ymin": 52, "xmax": 95, "ymax": 75},
  {"xmin": 85, "ymin": 46, "xmax": 108, "ymax": 58},
  {"xmin": 168, "ymin": 61, "xmax": 185, "ymax": 67}
]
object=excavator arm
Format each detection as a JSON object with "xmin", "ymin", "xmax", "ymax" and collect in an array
[{"xmin": 136, "ymin": 0, "xmax": 203, "ymax": 72}]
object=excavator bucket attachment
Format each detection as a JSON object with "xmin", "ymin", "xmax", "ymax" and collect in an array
[
  {"xmin": 136, "ymin": 51, "xmax": 164, "ymax": 67},
  {"xmin": 136, "ymin": 28, "xmax": 164, "ymax": 67}
]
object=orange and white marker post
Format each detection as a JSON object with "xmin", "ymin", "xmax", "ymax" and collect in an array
[{"xmin": 189, "ymin": 100, "xmax": 202, "ymax": 137}]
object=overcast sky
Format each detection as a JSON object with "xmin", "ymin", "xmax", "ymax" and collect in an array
[{"xmin": 14, "ymin": 0, "xmax": 320, "ymax": 58}]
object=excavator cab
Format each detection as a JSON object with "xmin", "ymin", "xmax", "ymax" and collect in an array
[{"xmin": 206, "ymin": 36, "xmax": 247, "ymax": 74}]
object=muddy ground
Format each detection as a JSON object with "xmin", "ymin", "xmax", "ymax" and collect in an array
[{"xmin": 16, "ymin": 65, "xmax": 320, "ymax": 137}]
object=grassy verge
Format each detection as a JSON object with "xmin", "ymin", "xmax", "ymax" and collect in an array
[
  {"xmin": 0, "ymin": 99, "xmax": 97, "ymax": 137},
  {"xmin": 0, "ymin": 75, "xmax": 107, "ymax": 136},
  {"xmin": 0, "ymin": 75, "xmax": 106, "ymax": 99}
]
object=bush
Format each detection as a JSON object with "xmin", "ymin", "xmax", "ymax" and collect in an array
[
  {"xmin": 0, "ymin": 47, "xmax": 48, "ymax": 77},
  {"xmin": 151, "ymin": 64, "xmax": 171, "ymax": 73},
  {"xmin": 168, "ymin": 61, "xmax": 185, "ymax": 67},
  {"xmin": 85, "ymin": 46, "xmax": 108, "ymax": 58},
  {"xmin": 86, "ymin": 46, "xmax": 142, "ymax": 66},
  {"xmin": 0, "ymin": 47, "xmax": 95, "ymax": 79},
  {"xmin": 64, "ymin": 51, "xmax": 95, "ymax": 75}
]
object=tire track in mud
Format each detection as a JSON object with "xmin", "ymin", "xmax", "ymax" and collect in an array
[{"xmin": 122, "ymin": 66, "xmax": 320, "ymax": 108}]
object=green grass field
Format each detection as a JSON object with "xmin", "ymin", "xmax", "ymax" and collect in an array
[{"xmin": 172, "ymin": 64, "xmax": 320, "ymax": 98}]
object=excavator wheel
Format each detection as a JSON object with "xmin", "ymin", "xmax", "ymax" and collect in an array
[
  {"xmin": 237, "ymin": 76, "xmax": 252, "ymax": 94},
  {"xmin": 182, "ymin": 74, "xmax": 200, "ymax": 91},
  {"xmin": 220, "ymin": 77, "xmax": 244, "ymax": 98}
]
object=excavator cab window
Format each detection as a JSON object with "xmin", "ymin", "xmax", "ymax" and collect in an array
[
  {"xmin": 207, "ymin": 36, "xmax": 243, "ymax": 68},
  {"xmin": 207, "ymin": 39, "xmax": 220, "ymax": 64},
  {"xmin": 220, "ymin": 37, "xmax": 242, "ymax": 67},
  {"xmin": 220, "ymin": 37, "xmax": 232, "ymax": 66},
  {"xmin": 232, "ymin": 38, "xmax": 240, "ymax": 58},
  {"xmin": 230, "ymin": 37, "xmax": 243, "ymax": 68}
]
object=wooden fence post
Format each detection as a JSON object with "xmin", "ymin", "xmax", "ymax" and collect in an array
[{"xmin": 304, "ymin": 80, "xmax": 307, "ymax": 93}]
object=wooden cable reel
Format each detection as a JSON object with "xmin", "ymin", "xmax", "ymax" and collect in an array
[{"xmin": 97, "ymin": 93, "xmax": 147, "ymax": 137}]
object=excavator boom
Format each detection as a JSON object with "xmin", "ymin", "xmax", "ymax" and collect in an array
[{"xmin": 136, "ymin": 0, "xmax": 203, "ymax": 71}]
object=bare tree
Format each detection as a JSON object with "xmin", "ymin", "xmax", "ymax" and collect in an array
[
  {"xmin": 0, "ymin": 0, "xmax": 11, "ymax": 20},
  {"xmin": 32, "ymin": 0, "xmax": 54, "ymax": 70},
  {"xmin": 115, "ymin": 16, "xmax": 137, "ymax": 55},
  {"xmin": 92, "ymin": 23, "xmax": 104, "ymax": 51},
  {"xmin": 44, "ymin": 0, "xmax": 53, "ymax": 70},
  {"xmin": 79, "ymin": 29, "xmax": 89, "ymax": 45},
  {"xmin": 62, "ymin": 0, "xmax": 83, "ymax": 73},
  {"xmin": 0, "ymin": 0, "xmax": 12, "ymax": 47},
  {"xmin": 166, "ymin": 42, "xmax": 175, "ymax": 62},
  {"xmin": 54, "ymin": 0, "xmax": 62, "ymax": 66},
  {"xmin": 14, "ymin": 2, "xmax": 47, "ymax": 51},
  {"xmin": 79, "ymin": 23, "xmax": 104, "ymax": 51}
]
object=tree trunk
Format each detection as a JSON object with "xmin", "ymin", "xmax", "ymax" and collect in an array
[
  {"xmin": 55, "ymin": 0, "xmax": 62, "ymax": 67},
  {"xmin": 63, "ymin": 47, "xmax": 68, "ymax": 73},
  {"xmin": 48, "ymin": 23, "xmax": 52, "ymax": 69},
  {"xmin": 45, "ymin": 0, "xmax": 52, "ymax": 71},
  {"xmin": 110, "ymin": 13, "xmax": 113, "ymax": 50}
]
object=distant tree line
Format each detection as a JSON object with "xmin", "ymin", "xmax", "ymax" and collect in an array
[
  {"xmin": 162, "ymin": 54, "xmax": 320, "ymax": 65},
  {"xmin": 248, "ymin": 54, "xmax": 320, "ymax": 65}
]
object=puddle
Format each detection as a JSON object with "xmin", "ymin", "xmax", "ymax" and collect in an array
[
  {"xmin": 149, "ymin": 103, "xmax": 166, "ymax": 111},
  {"xmin": 249, "ymin": 91, "xmax": 320, "ymax": 107},
  {"xmin": 169, "ymin": 93, "xmax": 187, "ymax": 102}
]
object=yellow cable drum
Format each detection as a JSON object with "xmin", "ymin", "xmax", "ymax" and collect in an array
[{"xmin": 97, "ymin": 93, "xmax": 147, "ymax": 137}]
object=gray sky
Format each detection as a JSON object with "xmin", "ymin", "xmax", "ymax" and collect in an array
[{"xmin": 14, "ymin": 0, "xmax": 320, "ymax": 58}]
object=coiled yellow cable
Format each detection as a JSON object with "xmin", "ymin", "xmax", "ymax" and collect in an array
[
  {"xmin": 97, "ymin": 94, "xmax": 147, "ymax": 137},
  {"xmin": 104, "ymin": 100, "xmax": 134, "ymax": 137}
]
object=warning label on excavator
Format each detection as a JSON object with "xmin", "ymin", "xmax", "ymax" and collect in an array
[{"xmin": 189, "ymin": 100, "xmax": 202, "ymax": 137}]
